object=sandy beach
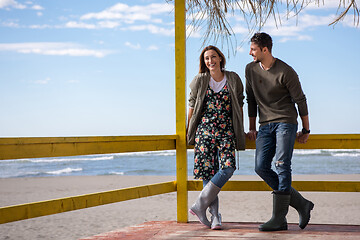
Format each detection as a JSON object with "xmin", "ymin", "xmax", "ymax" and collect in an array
[{"xmin": 0, "ymin": 174, "xmax": 359, "ymax": 240}]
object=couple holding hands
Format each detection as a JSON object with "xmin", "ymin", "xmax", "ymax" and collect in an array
[{"xmin": 187, "ymin": 32, "xmax": 314, "ymax": 231}]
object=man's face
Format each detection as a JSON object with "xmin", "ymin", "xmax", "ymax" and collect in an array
[{"xmin": 249, "ymin": 42, "xmax": 264, "ymax": 63}]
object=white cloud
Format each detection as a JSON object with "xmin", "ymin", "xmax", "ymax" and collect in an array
[
  {"xmin": 0, "ymin": 0, "xmax": 43, "ymax": 10},
  {"xmin": 1, "ymin": 1, "xmax": 176, "ymax": 38},
  {"xmin": 22, "ymin": 48, "xmax": 107, "ymax": 57},
  {"xmin": 152, "ymin": 18, "xmax": 163, "ymax": 24},
  {"xmin": 97, "ymin": 21, "xmax": 120, "ymax": 29},
  {"xmin": 261, "ymin": 11, "xmax": 349, "ymax": 42},
  {"xmin": 243, "ymin": 11, "xmax": 339, "ymax": 42},
  {"xmin": 266, "ymin": 25, "xmax": 304, "ymax": 37},
  {"xmin": 233, "ymin": 24, "xmax": 250, "ymax": 34},
  {"xmin": 297, "ymin": 14, "xmax": 335, "ymax": 27},
  {"xmin": 63, "ymin": 20, "xmax": 120, "ymax": 29},
  {"xmin": 81, "ymin": 11, "xmax": 123, "ymax": 21},
  {"xmin": 278, "ymin": 35, "xmax": 313, "ymax": 43},
  {"xmin": 65, "ymin": 21, "xmax": 97, "ymax": 29},
  {"xmin": 0, "ymin": 0, "xmax": 25, "ymax": 9},
  {"xmin": 2, "ymin": 20, "xmax": 19, "ymax": 27},
  {"xmin": 31, "ymin": 4, "xmax": 43, "ymax": 10},
  {"xmin": 34, "ymin": 77, "xmax": 50, "ymax": 85},
  {"xmin": 303, "ymin": 0, "xmax": 347, "ymax": 10},
  {"xmin": 124, "ymin": 24, "xmax": 174, "ymax": 36},
  {"xmin": 147, "ymin": 45, "xmax": 159, "ymax": 51},
  {"xmin": 29, "ymin": 24, "xmax": 51, "ymax": 29},
  {"xmin": 125, "ymin": 42, "xmax": 141, "ymax": 50},
  {"xmin": 0, "ymin": 42, "xmax": 109, "ymax": 58},
  {"xmin": 28, "ymin": 21, "xmax": 120, "ymax": 30},
  {"xmin": 80, "ymin": 3, "xmax": 173, "ymax": 24}
]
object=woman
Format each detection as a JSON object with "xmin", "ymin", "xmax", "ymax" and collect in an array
[{"xmin": 187, "ymin": 45, "xmax": 245, "ymax": 229}]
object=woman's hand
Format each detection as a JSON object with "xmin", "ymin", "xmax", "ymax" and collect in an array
[{"xmin": 246, "ymin": 130, "xmax": 257, "ymax": 141}]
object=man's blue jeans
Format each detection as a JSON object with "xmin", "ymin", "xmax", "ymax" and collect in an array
[{"xmin": 255, "ymin": 122, "xmax": 297, "ymax": 193}]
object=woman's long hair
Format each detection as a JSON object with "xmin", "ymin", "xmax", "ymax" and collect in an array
[{"xmin": 199, "ymin": 45, "xmax": 226, "ymax": 73}]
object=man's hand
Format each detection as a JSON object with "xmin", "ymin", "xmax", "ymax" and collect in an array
[
  {"xmin": 297, "ymin": 132, "xmax": 309, "ymax": 144},
  {"xmin": 246, "ymin": 130, "xmax": 258, "ymax": 141}
]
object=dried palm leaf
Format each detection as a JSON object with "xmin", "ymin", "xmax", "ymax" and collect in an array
[{"xmin": 167, "ymin": 0, "xmax": 359, "ymax": 55}]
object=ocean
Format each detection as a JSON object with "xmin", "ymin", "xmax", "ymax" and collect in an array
[{"xmin": 0, "ymin": 149, "xmax": 359, "ymax": 178}]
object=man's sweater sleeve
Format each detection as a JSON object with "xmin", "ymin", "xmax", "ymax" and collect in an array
[{"xmin": 284, "ymin": 68, "xmax": 308, "ymax": 116}]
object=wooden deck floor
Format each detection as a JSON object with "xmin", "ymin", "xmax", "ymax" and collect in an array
[{"xmin": 81, "ymin": 221, "xmax": 360, "ymax": 240}]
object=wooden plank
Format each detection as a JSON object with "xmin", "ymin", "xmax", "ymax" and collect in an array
[
  {"xmin": 1, "ymin": 134, "xmax": 359, "ymax": 160},
  {"xmin": 188, "ymin": 134, "xmax": 360, "ymax": 149},
  {"xmin": 188, "ymin": 180, "xmax": 360, "ymax": 192},
  {"xmin": 0, "ymin": 181, "xmax": 176, "ymax": 224},
  {"xmin": 294, "ymin": 134, "xmax": 360, "ymax": 149},
  {"xmin": 0, "ymin": 135, "xmax": 177, "ymax": 160},
  {"xmin": 291, "ymin": 181, "xmax": 360, "ymax": 192}
]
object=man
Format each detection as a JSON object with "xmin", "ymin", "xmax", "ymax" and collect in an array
[{"xmin": 246, "ymin": 32, "xmax": 314, "ymax": 231}]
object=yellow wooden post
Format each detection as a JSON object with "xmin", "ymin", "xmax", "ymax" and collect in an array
[{"xmin": 175, "ymin": 0, "xmax": 188, "ymax": 223}]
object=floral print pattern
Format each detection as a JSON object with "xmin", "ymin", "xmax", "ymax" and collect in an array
[{"xmin": 193, "ymin": 84, "xmax": 236, "ymax": 180}]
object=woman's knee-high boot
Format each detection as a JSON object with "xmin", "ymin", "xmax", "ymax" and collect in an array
[
  {"xmin": 208, "ymin": 196, "xmax": 222, "ymax": 230},
  {"xmin": 259, "ymin": 192, "xmax": 290, "ymax": 231},
  {"xmin": 189, "ymin": 181, "xmax": 221, "ymax": 228},
  {"xmin": 290, "ymin": 187, "xmax": 314, "ymax": 229}
]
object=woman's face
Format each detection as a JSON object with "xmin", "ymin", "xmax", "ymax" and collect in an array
[{"xmin": 204, "ymin": 49, "xmax": 222, "ymax": 72}]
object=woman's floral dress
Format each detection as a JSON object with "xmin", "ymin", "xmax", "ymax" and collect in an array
[{"xmin": 193, "ymin": 84, "xmax": 236, "ymax": 180}]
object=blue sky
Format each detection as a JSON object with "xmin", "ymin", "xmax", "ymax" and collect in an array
[{"xmin": 0, "ymin": 0, "xmax": 359, "ymax": 137}]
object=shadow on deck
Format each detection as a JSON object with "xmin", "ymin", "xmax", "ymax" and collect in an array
[{"xmin": 80, "ymin": 221, "xmax": 360, "ymax": 240}]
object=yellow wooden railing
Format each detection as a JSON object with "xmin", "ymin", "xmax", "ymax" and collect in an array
[
  {"xmin": 1, "ymin": 134, "xmax": 359, "ymax": 224},
  {"xmin": 0, "ymin": 0, "xmax": 359, "ymax": 225}
]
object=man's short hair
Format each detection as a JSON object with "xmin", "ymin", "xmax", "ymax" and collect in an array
[{"xmin": 251, "ymin": 32, "xmax": 273, "ymax": 53}]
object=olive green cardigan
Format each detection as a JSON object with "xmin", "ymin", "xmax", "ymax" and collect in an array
[{"xmin": 187, "ymin": 70, "xmax": 246, "ymax": 150}]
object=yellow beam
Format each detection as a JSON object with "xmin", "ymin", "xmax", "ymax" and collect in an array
[
  {"xmin": 0, "ymin": 181, "xmax": 176, "ymax": 224},
  {"xmin": 188, "ymin": 180, "xmax": 360, "ymax": 192},
  {"xmin": 175, "ymin": 0, "xmax": 188, "ymax": 223},
  {"xmin": 0, "ymin": 135, "xmax": 177, "ymax": 160},
  {"xmin": 291, "ymin": 181, "xmax": 360, "ymax": 192},
  {"xmin": 294, "ymin": 134, "xmax": 360, "ymax": 149},
  {"xmin": 188, "ymin": 180, "xmax": 271, "ymax": 191},
  {"xmin": 188, "ymin": 134, "xmax": 360, "ymax": 149},
  {"xmin": 1, "ymin": 134, "xmax": 358, "ymax": 161}
]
